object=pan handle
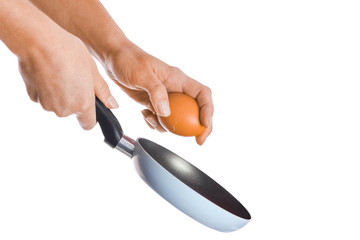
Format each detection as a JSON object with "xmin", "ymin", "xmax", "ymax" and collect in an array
[{"xmin": 95, "ymin": 97, "xmax": 124, "ymax": 148}]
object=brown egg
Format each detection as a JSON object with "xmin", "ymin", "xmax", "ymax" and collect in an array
[{"xmin": 158, "ymin": 92, "xmax": 206, "ymax": 137}]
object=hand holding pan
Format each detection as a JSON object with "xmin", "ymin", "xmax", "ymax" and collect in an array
[{"xmin": 95, "ymin": 97, "xmax": 251, "ymax": 232}]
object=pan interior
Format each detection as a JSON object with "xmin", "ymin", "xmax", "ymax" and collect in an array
[{"xmin": 138, "ymin": 138, "xmax": 251, "ymax": 220}]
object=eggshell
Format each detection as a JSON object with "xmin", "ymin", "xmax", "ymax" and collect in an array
[{"xmin": 158, "ymin": 92, "xmax": 206, "ymax": 137}]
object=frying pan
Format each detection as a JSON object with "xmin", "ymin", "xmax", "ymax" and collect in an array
[{"xmin": 95, "ymin": 98, "xmax": 251, "ymax": 232}]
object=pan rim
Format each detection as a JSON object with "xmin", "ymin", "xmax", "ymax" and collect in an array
[{"xmin": 135, "ymin": 137, "xmax": 251, "ymax": 220}]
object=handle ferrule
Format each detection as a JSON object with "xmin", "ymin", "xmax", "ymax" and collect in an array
[{"xmin": 115, "ymin": 135, "xmax": 135, "ymax": 157}]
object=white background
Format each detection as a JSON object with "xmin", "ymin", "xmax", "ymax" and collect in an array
[{"xmin": 1, "ymin": 0, "xmax": 360, "ymax": 239}]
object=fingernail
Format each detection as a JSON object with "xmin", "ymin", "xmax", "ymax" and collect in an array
[
  {"xmin": 146, "ymin": 116, "xmax": 158, "ymax": 128},
  {"xmin": 157, "ymin": 100, "xmax": 171, "ymax": 117},
  {"xmin": 108, "ymin": 95, "xmax": 119, "ymax": 109}
]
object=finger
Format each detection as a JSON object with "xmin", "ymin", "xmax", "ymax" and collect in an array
[
  {"xmin": 76, "ymin": 100, "xmax": 96, "ymax": 130},
  {"xmin": 141, "ymin": 109, "xmax": 167, "ymax": 132},
  {"xmin": 94, "ymin": 73, "xmax": 119, "ymax": 109},
  {"xmin": 196, "ymin": 122, "xmax": 213, "ymax": 145},
  {"xmin": 26, "ymin": 86, "xmax": 39, "ymax": 103},
  {"xmin": 144, "ymin": 120, "xmax": 156, "ymax": 130},
  {"xmin": 182, "ymin": 78, "xmax": 214, "ymax": 128},
  {"xmin": 197, "ymin": 87, "xmax": 214, "ymax": 128},
  {"xmin": 141, "ymin": 76, "xmax": 170, "ymax": 117}
]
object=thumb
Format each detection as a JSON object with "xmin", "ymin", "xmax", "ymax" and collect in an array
[
  {"xmin": 143, "ymin": 79, "xmax": 170, "ymax": 117},
  {"xmin": 94, "ymin": 74, "xmax": 119, "ymax": 109}
]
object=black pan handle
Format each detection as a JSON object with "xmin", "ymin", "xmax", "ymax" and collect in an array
[{"xmin": 95, "ymin": 97, "xmax": 123, "ymax": 148}]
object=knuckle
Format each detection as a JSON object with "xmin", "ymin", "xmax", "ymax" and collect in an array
[
  {"xmin": 28, "ymin": 93, "xmax": 39, "ymax": 103},
  {"xmin": 39, "ymin": 100, "xmax": 52, "ymax": 112},
  {"xmin": 169, "ymin": 66, "xmax": 182, "ymax": 76},
  {"xmin": 41, "ymin": 104, "xmax": 51, "ymax": 112},
  {"xmin": 203, "ymin": 86, "xmax": 212, "ymax": 96},
  {"xmin": 171, "ymin": 66, "xmax": 181, "ymax": 72},
  {"xmin": 150, "ymin": 82, "xmax": 164, "ymax": 92},
  {"xmin": 96, "ymin": 80, "xmax": 110, "ymax": 95},
  {"xmin": 50, "ymin": 101, "xmax": 73, "ymax": 117},
  {"xmin": 38, "ymin": 97, "xmax": 83, "ymax": 117},
  {"xmin": 54, "ymin": 108, "xmax": 71, "ymax": 117},
  {"xmin": 77, "ymin": 101, "xmax": 92, "ymax": 113},
  {"xmin": 200, "ymin": 85, "xmax": 212, "ymax": 97}
]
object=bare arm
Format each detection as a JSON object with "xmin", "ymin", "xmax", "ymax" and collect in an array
[
  {"xmin": 0, "ymin": 0, "xmax": 118, "ymax": 130},
  {"xmin": 29, "ymin": 0, "xmax": 214, "ymax": 145},
  {"xmin": 0, "ymin": 0, "xmax": 59, "ymax": 58},
  {"xmin": 28, "ymin": 0, "xmax": 127, "ymax": 62}
]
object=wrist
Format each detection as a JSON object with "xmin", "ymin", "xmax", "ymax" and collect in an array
[
  {"xmin": 17, "ymin": 24, "xmax": 71, "ymax": 64},
  {"xmin": 0, "ymin": 0, "xmax": 64, "ymax": 61},
  {"xmin": 89, "ymin": 29, "xmax": 133, "ymax": 64}
]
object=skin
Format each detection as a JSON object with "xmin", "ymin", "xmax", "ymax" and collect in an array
[
  {"xmin": 0, "ymin": 0, "xmax": 214, "ymax": 145},
  {"xmin": 0, "ymin": 0, "xmax": 117, "ymax": 130}
]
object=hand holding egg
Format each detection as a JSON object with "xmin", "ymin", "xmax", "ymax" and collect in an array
[
  {"xmin": 158, "ymin": 92, "xmax": 206, "ymax": 137},
  {"xmin": 142, "ymin": 90, "xmax": 213, "ymax": 145}
]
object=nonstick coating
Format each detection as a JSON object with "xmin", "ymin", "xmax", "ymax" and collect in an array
[
  {"xmin": 95, "ymin": 98, "xmax": 250, "ymax": 231},
  {"xmin": 132, "ymin": 138, "xmax": 250, "ymax": 232}
]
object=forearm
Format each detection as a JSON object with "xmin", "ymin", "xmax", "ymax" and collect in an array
[
  {"xmin": 0, "ymin": 0, "xmax": 61, "ymax": 59},
  {"xmin": 29, "ymin": 0, "xmax": 129, "ymax": 62}
]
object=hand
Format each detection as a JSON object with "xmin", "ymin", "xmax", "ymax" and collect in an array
[
  {"xmin": 103, "ymin": 41, "xmax": 214, "ymax": 145},
  {"xmin": 18, "ymin": 30, "xmax": 118, "ymax": 130},
  {"xmin": 22, "ymin": 0, "xmax": 213, "ymax": 143}
]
